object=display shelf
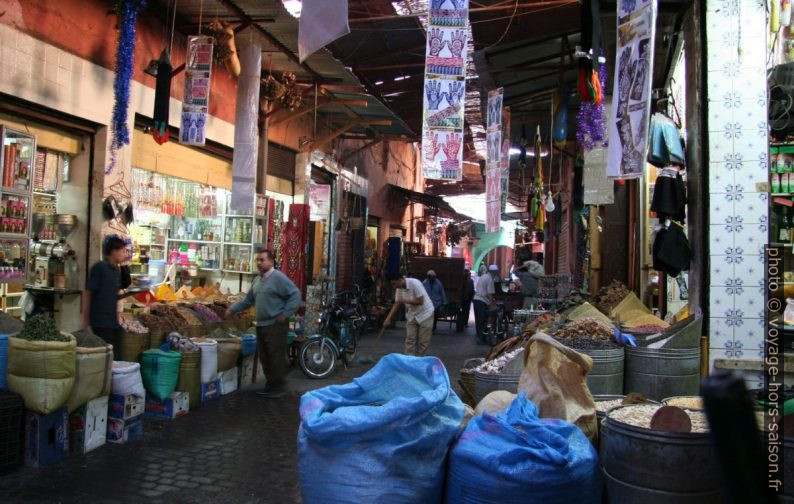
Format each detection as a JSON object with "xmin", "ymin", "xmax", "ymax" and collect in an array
[
  {"xmin": 1, "ymin": 187, "xmax": 30, "ymax": 198},
  {"xmin": 224, "ymin": 214, "xmax": 255, "ymax": 218},
  {"xmin": 222, "ymin": 270, "xmax": 256, "ymax": 275},
  {"xmin": 770, "ymin": 242, "xmax": 794, "ymax": 248},
  {"xmin": 166, "ymin": 238, "xmax": 221, "ymax": 245},
  {"xmin": 224, "ymin": 242, "xmax": 253, "ymax": 247},
  {"xmin": 773, "ymin": 193, "xmax": 793, "ymax": 196},
  {"xmin": 32, "ymin": 191, "xmax": 56, "ymax": 197},
  {"xmin": 0, "ymin": 232, "xmax": 28, "ymax": 240}
]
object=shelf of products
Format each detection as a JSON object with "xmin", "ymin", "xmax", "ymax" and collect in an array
[{"xmin": 0, "ymin": 126, "xmax": 34, "ymax": 278}]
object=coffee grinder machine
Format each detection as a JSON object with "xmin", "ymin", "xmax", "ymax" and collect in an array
[{"xmin": 30, "ymin": 214, "xmax": 77, "ymax": 289}]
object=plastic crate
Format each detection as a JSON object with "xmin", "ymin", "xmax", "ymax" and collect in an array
[{"xmin": 0, "ymin": 390, "xmax": 23, "ymax": 474}]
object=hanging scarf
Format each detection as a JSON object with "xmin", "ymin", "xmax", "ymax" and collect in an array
[
  {"xmin": 152, "ymin": 49, "xmax": 172, "ymax": 144},
  {"xmin": 108, "ymin": 0, "xmax": 148, "ymax": 173},
  {"xmin": 534, "ymin": 133, "xmax": 545, "ymax": 232}
]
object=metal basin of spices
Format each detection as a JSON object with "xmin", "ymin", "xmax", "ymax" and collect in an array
[
  {"xmin": 600, "ymin": 405, "xmax": 727, "ymax": 503},
  {"xmin": 624, "ymin": 346, "xmax": 700, "ymax": 401},
  {"xmin": 581, "ymin": 347, "xmax": 624, "ymax": 396}
]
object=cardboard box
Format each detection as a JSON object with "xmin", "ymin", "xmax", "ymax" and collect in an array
[
  {"xmin": 70, "ymin": 396, "xmax": 108, "ymax": 455},
  {"xmin": 200, "ymin": 379, "xmax": 220, "ymax": 403},
  {"xmin": 107, "ymin": 415, "xmax": 143, "ymax": 444},
  {"xmin": 108, "ymin": 394, "xmax": 146, "ymax": 420},
  {"xmin": 219, "ymin": 367, "xmax": 238, "ymax": 395},
  {"xmin": 239, "ymin": 355, "xmax": 254, "ymax": 388},
  {"xmin": 24, "ymin": 407, "xmax": 69, "ymax": 467},
  {"xmin": 145, "ymin": 392, "xmax": 189, "ymax": 419}
]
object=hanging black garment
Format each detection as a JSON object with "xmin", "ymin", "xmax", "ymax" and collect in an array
[
  {"xmin": 651, "ymin": 168, "xmax": 687, "ymax": 222},
  {"xmin": 652, "ymin": 223, "xmax": 691, "ymax": 277},
  {"xmin": 152, "ymin": 50, "xmax": 172, "ymax": 144}
]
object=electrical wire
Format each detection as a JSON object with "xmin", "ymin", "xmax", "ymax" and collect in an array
[{"xmin": 485, "ymin": 0, "xmax": 519, "ymax": 49}]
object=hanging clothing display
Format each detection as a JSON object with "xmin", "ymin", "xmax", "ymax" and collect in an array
[
  {"xmin": 652, "ymin": 221, "xmax": 691, "ymax": 277},
  {"xmin": 606, "ymin": 0, "xmax": 657, "ymax": 179},
  {"xmin": 651, "ymin": 167, "xmax": 686, "ymax": 222},
  {"xmin": 152, "ymin": 50, "xmax": 173, "ymax": 144},
  {"xmin": 282, "ymin": 204, "xmax": 310, "ymax": 295},
  {"xmin": 647, "ymin": 113, "xmax": 685, "ymax": 167}
]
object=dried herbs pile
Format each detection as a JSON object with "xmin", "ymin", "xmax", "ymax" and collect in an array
[
  {"xmin": 119, "ymin": 313, "xmax": 148, "ymax": 334},
  {"xmin": 595, "ymin": 280, "xmax": 630, "ymax": 314},
  {"xmin": 17, "ymin": 314, "xmax": 69, "ymax": 342},
  {"xmin": 176, "ymin": 307, "xmax": 203, "ymax": 326},
  {"xmin": 0, "ymin": 312, "xmax": 23, "ymax": 333},
  {"xmin": 138, "ymin": 312, "xmax": 175, "ymax": 331},
  {"xmin": 150, "ymin": 304, "xmax": 187, "ymax": 328},
  {"xmin": 73, "ymin": 330, "xmax": 108, "ymax": 348},
  {"xmin": 554, "ymin": 317, "xmax": 617, "ymax": 349},
  {"xmin": 191, "ymin": 303, "xmax": 223, "ymax": 323}
]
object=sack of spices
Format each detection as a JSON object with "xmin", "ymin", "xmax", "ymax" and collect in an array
[
  {"xmin": 446, "ymin": 393, "xmax": 600, "ymax": 504},
  {"xmin": 298, "ymin": 354, "xmax": 464, "ymax": 504},
  {"xmin": 65, "ymin": 330, "xmax": 113, "ymax": 412},
  {"xmin": 140, "ymin": 350, "xmax": 182, "ymax": 402},
  {"xmin": 7, "ymin": 333, "xmax": 76, "ymax": 415},
  {"xmin": 111, "ymin": 361, "xmax": 145, "ymax": 398}
]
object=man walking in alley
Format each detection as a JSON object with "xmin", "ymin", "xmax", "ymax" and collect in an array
[
  {"xmin": 472, "ymin": 265, "xmax": 496, "ymax": 345},
  {"xmin": 422, "ymin": 270, "xmax": 447, "ymax": 333},
  {"xmin": 228, "ymin": 249, "xmax": 301, "ymax": 398},
  {"xmin": 383, "ymin": 272, "xmax": 435, "ymax": 356},
  {"xmin": 514, "ymin": 256, "xmax": 545, "ymax": 309}
]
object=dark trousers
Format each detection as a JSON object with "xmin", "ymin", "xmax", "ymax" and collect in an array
[
  {"xmin": 256, "ymin": 322, "xmax": 289, "ymax": 389},
  {"xmin": 456, "ymin": 300, "xmax": 471, "ymax": 332},
  {"xmin": 432, "ymin": 308, "xmax": 439, "ymax": 332},
  {"xmin": 473, "ymin": 300, "xmax": 488, "ymax": 342},
  {"xmin": 93, "ymin": 327, "xmax": 122, "ymax": 360}
]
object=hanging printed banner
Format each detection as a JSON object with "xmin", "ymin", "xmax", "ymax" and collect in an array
[
  {"xmin": 309, "ymin": 184, "xmax": 331, "ymax": 221},
  {"xmin": 180, "ymin": 35, "xmax": 214, "ymax": 146},
  {"xmin": 485, "ymin": 88, "xmax": 503, "ymax": 232},
  {"xmin": 422, "ymin": 0, "xmax": 469, "ymax": 181},
  {"xmin": 500, "ymin": 106, "xmax": 511, "ymax": 212},
  {"xmin": 485, "ymin": 166, "xmax": 501, "ymax": 233},
  {"xmin": 606, "ymin": 0, "xmax": 656, "ymax": 179},
  {"xmin": 584, "ymin": 100, "xmax": 615, "ymax": 205}
]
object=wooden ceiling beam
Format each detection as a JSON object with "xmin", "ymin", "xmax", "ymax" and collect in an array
[
  {"xmin": 270, "ymin": 99, "xmax": 369, "ymax": 126},
  {"xmin": 303, "ymin": 119, "xmax": 392, "ymax": 152}
]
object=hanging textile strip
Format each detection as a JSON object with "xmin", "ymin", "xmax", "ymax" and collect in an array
[
  {"xmin": 485, "ymin": 87, "xmax": 503, "ymax": 233},
  {"xmin": 281, "ymin": 204, "xmax": 309, "ymax": 295},
  {"xmin": 421, "ymin": 0, "xmax": 469, "ymax": 181}
]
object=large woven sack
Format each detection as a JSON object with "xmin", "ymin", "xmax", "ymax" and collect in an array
[
  {"xmin": 176, "ymin": 350, "xmax": 201, "ymax": 410},
  {"xmin": 140, "ymin": 350, "xmax": 182, "ymax": 401},
  {"xmin": 299, "ymin": 354, "xmax": 464, "ymax": 504},
  {"xmin": 65, "ymin": 344, "xmax": 113, "ymax": 412},
  {"xmin": 111, "ymin": 361, "xmax": 145, "ymax": 398},
  {"xmin": 474, "ymin": 391, "xmax": 517, "ymax": 417},
  {"xmin": 517, "ymin": 333, "xmax": 597, "ymax": 441},
  {"xmin": 118, "ymin": 331, "xmax": 149, "ymax": 362},
  {"xmin": 191, "ymin": 338, "xmax": 218, "ymax": 383},
  {"xmin": 7, "ymin": 333, "xmax": 76, "ymax": 415},
  {"xmin": 214, "ymin": 336, "xmax": 241, "ymax": 371}
]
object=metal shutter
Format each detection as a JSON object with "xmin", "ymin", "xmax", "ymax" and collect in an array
[{"xmin": 267, "ymin": 143, "xmax": 297, "ymax": 181}]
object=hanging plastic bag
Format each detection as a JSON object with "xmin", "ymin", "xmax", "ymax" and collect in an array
[
  {"xmin": 298, "ymin": 354, "xmax": 464, "ymax": 504},
  {"xmin": 446, "ymin": 393, "xmax": 601, "ymax": 504}
]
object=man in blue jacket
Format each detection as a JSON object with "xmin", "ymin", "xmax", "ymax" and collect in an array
[
  {"xmin": 228, "ymin": 249, "xmax": 301, "ymax": 398},
  {"xmin": 422, "ymin": 270, "xmax": 447, "ymax": 333}
]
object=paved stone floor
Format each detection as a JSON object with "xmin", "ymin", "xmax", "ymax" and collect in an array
[{"xmin": 0, "ymin": 319, "xmax": 486, "ymax": 503}]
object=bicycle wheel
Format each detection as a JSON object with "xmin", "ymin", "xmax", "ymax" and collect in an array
[{"xmin": 298, "ymin": 338, "xmax": 337, "ymax": 379}]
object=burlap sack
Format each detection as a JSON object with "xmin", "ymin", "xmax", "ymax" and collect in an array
[{"xmin": 517, "ymin": 332, "xmax": 597, "ymax": 441}]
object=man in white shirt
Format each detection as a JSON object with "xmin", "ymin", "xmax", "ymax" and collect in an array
[
  {"xmin": 383, "ymin": 273, "xmax": 436, "ymax": 356},
  {"xmin": 472, "ymin": 265, "xmax": 497, "ymax": 345}
]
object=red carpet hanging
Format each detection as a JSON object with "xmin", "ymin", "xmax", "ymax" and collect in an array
[
  {"xmin": 282, "ymin": 204, "xmax": 310, "ymax": 295},
  {"xmin": 421, "ymin": 0, "xmax": 469, "ymax": 181},
  {"xmin": 606, "ymin": 0, "xmax": 657, "ymax": 179}
]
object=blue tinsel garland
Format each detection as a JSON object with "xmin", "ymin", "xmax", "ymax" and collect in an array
[{"xmin": 108, "ymin": 0, "xmax": 147, "ymax": 174}]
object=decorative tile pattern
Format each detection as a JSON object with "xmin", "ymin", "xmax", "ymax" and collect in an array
[{"xmin": 706, "ymin": 6, "xmax": 768, "ymax": 359}]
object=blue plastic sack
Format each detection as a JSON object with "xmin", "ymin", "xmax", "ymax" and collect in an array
[
  {"xmin": 0, "ymin": 334, "xmax": 7, "ymax": 390},
  {"xmin": 240, "ymin": 334, "xmax": 256, "ymax": 357},
  {"xmin": 446, "ymin": 393, "xmax": 601, "ymax": 504},
  {"xmin": 298, "ymin": 354, "xmax": 464, "ymax": 504}
]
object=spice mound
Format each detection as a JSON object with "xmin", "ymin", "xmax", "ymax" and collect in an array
[
  {"xmin": 73, "ymin": 330, "xmax": 109, "ymax": 348},
  {"xmin": 595, "ymin": 399, "xmax": 624, "ymax": 413},
  {"xmin": 473, "ymin": 348, "xmax": 524, "ymax": 375},
  {"xmin": 17, "ymin": 314, "xmax": 69, "ymax": 342},
  {"xmin": 608, "ymin": 404, "xmax": 709, "ymax": 433}
]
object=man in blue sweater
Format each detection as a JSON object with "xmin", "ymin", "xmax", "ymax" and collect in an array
[{"xmin": 228, "ymin": 249, "xmax": 301, "ymax": 398}]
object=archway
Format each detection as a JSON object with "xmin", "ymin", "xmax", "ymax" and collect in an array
[{"xmin": 471, "ymin": 229, "xmax": 514, "ymax": 274}]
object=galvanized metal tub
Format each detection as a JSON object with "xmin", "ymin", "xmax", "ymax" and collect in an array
[
  {"xmin": 624, "ymin": 346, "xmax": 700, "ymax": 401},
  {"xmin": 581, "ymin": 347, "xmax": 624, "ymax": 396}
]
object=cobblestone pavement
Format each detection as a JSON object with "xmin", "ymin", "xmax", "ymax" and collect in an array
[{"xmin": 0, "ymin": 319, "xmax": 486, "ymax": 503}]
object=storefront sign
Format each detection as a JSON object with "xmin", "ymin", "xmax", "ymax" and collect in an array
[
  {"xmin": 606, "ymin": 0, "xmax": 657, "ymax": 179},
  {"xmin": 422, "ymin": 0, "xmax": 469, "ymax": 181},
  {"xmin": 309, "ymin": 184, "xmax": 331, "ymax": 221},
  {"xmin": 180, "ymin": 35, "xmax": 214, "ymax": 146}
]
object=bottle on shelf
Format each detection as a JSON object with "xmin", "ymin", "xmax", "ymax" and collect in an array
[{"xmin": 779, "ymin": 207, "xmax": 791, "ymax": 243}]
